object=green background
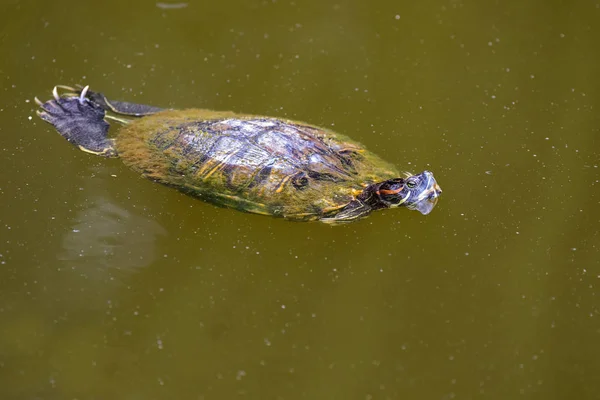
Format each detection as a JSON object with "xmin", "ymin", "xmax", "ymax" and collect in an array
[{"xmin": 0, "ymin": 0, "xmax": 598, "ymax": 399}]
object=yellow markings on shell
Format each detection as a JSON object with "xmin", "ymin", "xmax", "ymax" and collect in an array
[
  {"xmin": 283, "ymin": 213, "xmax": 319, "ymax": 221},
  {"xmin": 202, "ymin": 161, "xmax": 226, "ymax": 180},
  {"xmin": 321, "ymin": 203, "xmax": 347, "ymax": 214},
  {"xmin": 275, "ymin": 174, "xmax": 294, "ymax": 193},
  {"xmin": 184, "ymin": 184, "xmax": 272, "ymax": 216},
  {"xmin": 195, "ymin": 154, "xmax": 233, "ymax": 180},
  {"xmin": 202, "ymin": 152, "xmax": 237, "ymax": 180},
  {"xmin": 338, "ymin": 146, "xmax": 364, "ymax": 154},
  {"xmin": 195, "ymin": 159, "xmax": 217, "ymax": 177}
]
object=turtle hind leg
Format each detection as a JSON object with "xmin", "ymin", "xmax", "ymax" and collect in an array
[
  {"xmin": 102, "ymin": 98, "xmax": 165, "ymax": 117},
  {"xmin": 60, "ymin": 84, "xmax": 165, "ymax": 117},
  {"xmin": 36, "ymin": 87, "xmax": 117, "ymax": 157}
]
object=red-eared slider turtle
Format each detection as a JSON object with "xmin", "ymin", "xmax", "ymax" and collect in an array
[{"xmin": 36, "ymin": 85, "xmax": 442, "ymax": 224}]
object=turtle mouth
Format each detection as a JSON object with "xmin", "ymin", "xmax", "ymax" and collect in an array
[
  {"xmin": 411, "ymin": 195, "xmax": 439, "ymax": 215},
  {"xmin": 409, "ymin": 171, "xmax": 442, "ymax": 215}
]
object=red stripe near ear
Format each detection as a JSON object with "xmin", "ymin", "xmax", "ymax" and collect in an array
[{"xmin": 379, "ymin": 186, "xmax": 403, "ymax": 195}]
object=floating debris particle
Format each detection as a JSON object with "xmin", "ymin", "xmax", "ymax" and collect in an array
[{"xmin": 156, "ymin": 2, "xmax": 188, "ymax": 9}]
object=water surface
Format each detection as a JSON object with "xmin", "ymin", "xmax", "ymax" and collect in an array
[{"xmin": 1, "ymin": 0, "xmax": 599, "ymax": 399}]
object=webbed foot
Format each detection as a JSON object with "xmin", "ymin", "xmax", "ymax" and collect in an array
[{"xmin": 36, "ymin": 86, "xmax": 117, "ymax": 157}]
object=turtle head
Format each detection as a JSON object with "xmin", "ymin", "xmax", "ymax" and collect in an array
[
  {"xmin": 376, "ymin": 170, "xmax": 442, "ymax": 215},
  {"xmin": 321, "ymin": 170, "xmax": 442, "ymax": 224}
]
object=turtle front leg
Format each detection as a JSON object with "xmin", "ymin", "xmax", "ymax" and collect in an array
[{"xmin": 36, "ymin": 86, "xmax": 118, "ymax": 157}]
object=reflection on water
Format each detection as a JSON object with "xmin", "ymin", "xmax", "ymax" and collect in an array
[
  {"xmin": 0, "ymin": 166, "xmax": 168, "ymax": 399},
  {"xmin": 59, "ymin": 197, "xmax": 166, "ymax": 275}
]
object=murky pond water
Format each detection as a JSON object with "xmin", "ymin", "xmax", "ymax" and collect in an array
[{"xmin": 1, "ymin": 0, "xmax": 599, "ymax": 399}]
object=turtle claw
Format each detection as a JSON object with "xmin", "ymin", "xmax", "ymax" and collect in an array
[
  {"xmin": 48, "ymin": 84, "xmax": 93, "ymax": 106},
  {"xmin": 55, "ymin": 85, "xmax": 83, "ymax": 100},
  {"xmin": 48, "ymin": 85, "xmax": 85, "ymax": 101},
  {"xmin": 79, "ymin": 85, "xmax": 90, "ymax": 104},
  {"xmin": 36, "ymin": 99, "xmax": 57, "ymax": 113},
  {"xmin": 36, "ymin": 109, "xmax": 49, "ymax": 122},
  {"xmin": 55, "ymin": 84, "xmax": 78, "ymax": 92},
  {"xmin": 37, "ymin": 88, "xmax": 103, "ymax": 127}
]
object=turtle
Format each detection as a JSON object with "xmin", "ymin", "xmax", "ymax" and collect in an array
[{"xmin": 35, "ymin": 85, "xmax": 442, "ymax": 224}]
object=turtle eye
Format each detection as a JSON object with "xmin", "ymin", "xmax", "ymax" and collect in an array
[{"xmin": 406, "ymin": 180, "xmax": 416, "ymax": 188}]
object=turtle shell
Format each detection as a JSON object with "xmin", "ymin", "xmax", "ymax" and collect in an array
[{"xmin": 115, "ymin": 109, "xmax": 400, "ymax": 220}]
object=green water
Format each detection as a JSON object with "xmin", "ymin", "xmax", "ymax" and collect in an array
[{"xmin": 1, "ymin": 0, "xmax": 599, "ymax": 399}]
